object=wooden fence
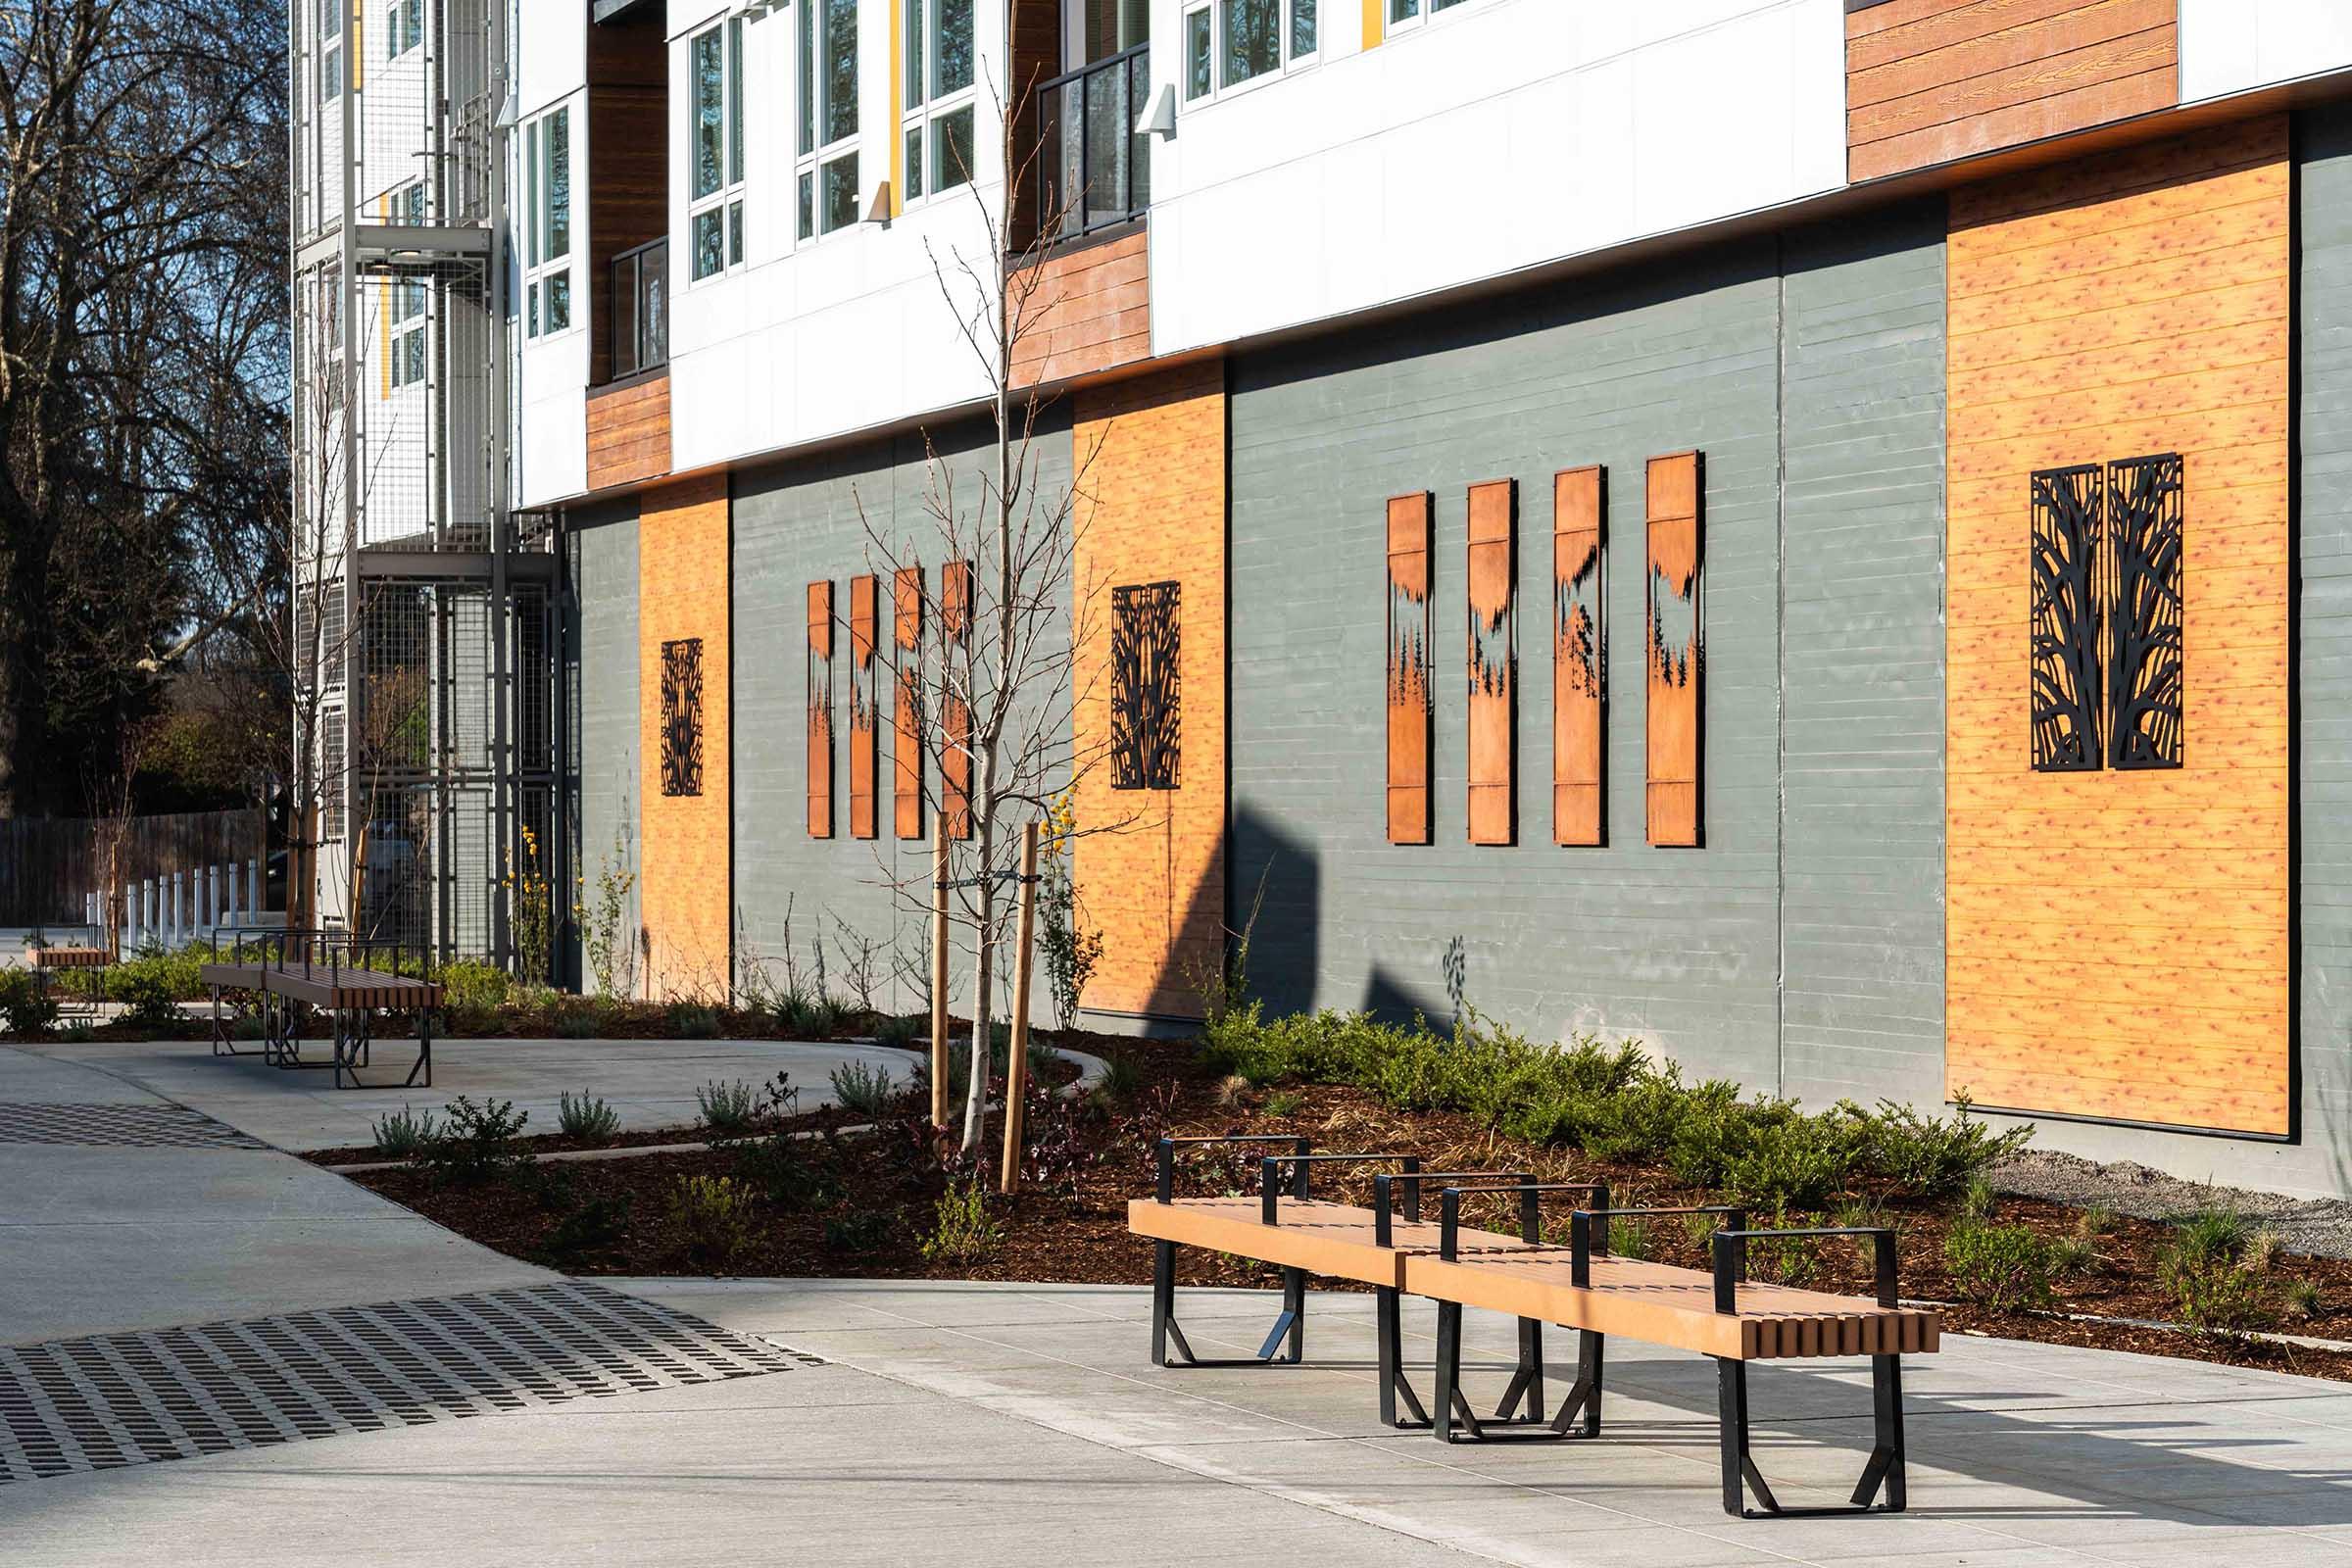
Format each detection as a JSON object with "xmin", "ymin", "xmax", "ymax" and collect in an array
[{"xmin": 0, "ymin": 809, "xmax": 267, "ymax": 925}]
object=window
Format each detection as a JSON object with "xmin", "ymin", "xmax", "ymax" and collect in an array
[
  {"xmin": 522, "ymin": 106, "xmax": 571, "ymax": 337},
  {"xmin": 1387, "ymin": 0, "xmax": 1478, "ymax": 31},
  {"xmin": 797, "ymin": 0, "xmax": 859, "ymax": 240},
  {"xmin": 902, "ymin": 0, "xmax": 975, "ymax": 203},
  {"xmin": 318, "ymin": 0, "xmax": 343, "ymax": 99},
  {"xmin": 388, "ymin": 186, "xmax": 428, "ymax": 390},
  {"xmin": 1181, "ymin": 0, "xmax": 1313, "ymax": 101},
  {"xmin": 689, "ymin": 18, "xmax": 748, "ymax": 280},
  {"xmin": 385, "ymin": 0, "xmax": 420, "ymax": 58}
]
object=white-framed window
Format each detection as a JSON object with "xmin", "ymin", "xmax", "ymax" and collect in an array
[
  {"xmin": 901, "ymin": 0, "xmax": 975, "ymax": 205},
  {"xmin": 385, "ymin": 0, "xmax": 420, "ymax": 59},
  {"xmin": 689, "ymin": 17, "xmax": 748, "ymax": 280},
  {"xmin": 388, "ymin": 182, "xmax": 429, "ymax": 390},
  {"xmin": 796, "ymin": 0, "xmax": 860, "ymax": 241},
  {"xmin": 1385, "ymin": 0, "xmax": 1481, "ymax": 35},
  {"xmin": 1181, "ymin": 0, "xmax": 1314, "ymax": 103},
  {"xmin": 318, "ymin": 0, "xmax": 344, "ymax": 99},
  {"xmin": 522, "ymin": 105, "xmax": 573, "ymax": 338}
]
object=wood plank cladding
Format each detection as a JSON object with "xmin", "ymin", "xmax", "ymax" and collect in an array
[
  {"xmin": 1846, "ymin": 0, "xmax": 2179, "ymax": 183},
  {"xmin": 1645, "ymin": 454, "xmax": 1702, "ymax": 848},
  {"xmin": 848, "ymin": 573, "xmax": 879, "ymax": 841},
  {"xmin": 893, "ymin": 565, "xmax": 925, "ymax": 840},
  {"xmin": 1943, "ymin": 115, "xmax": 2290, "ymax": 1136},
  {"xmin": 807, "ymin": 581, "xmax": 834, "ymax": 839},
  {"xmin": 1008, "ymin": 229, "xmax": 1151, "ymax": 389},
  {"xmin": 1552, "ymin": 466, "xmax": 1605, "ymax": 847},
  {"xmin": 1072, "ymin": 361, "xmax": 1226, "ymax": 1019},
  {"xmin": 941, "ymin": 560, "xmax": 973, "ymax": 840},
  {"xmin": 585, "ymin": 371, "xmax": 671, "ymax": 492},
  {"xmin": 586, "ymin": 17, "xmax": 666, "ymax": 388},
  {"xmin": 1465, "ymin": 480, "xmax": 1517, "ymax": 846},
  {"xmin": 1386, "ymin": 493, "xmax": 1434, "ymax": 846},
  {"xmin": 636, "ymin": 471, "xmax": 730, "ymax": 999}
]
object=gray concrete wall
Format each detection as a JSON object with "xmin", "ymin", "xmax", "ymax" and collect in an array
[
  {"xmin": 571, "ymin": 499, "xmax": 641, "ymax": 995},
  {"xmin": 731, "ymin": 417, "xmax": 1073, "ymax": 1016}
]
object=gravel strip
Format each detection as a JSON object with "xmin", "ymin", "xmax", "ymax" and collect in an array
[{"xmin": 1993, "ymin": 1148, "xmax": 2352, "ymax": 1259}]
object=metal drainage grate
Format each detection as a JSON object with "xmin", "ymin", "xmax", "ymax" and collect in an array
[
  {"xmin": 0, "ymin": 1102, "xmax": 267, "ymax": 1150},
  {"xmin": 0, "ymin": 1281, "xmax": 806, "ymax": 1485}
]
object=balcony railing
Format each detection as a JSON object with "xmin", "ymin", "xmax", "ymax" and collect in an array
[
  {"xmin": 1037, "ymin": 43, "xmax": 1150, "ymax": 244},
  {"xmin": 610, "ymin": 237, "xmax": 668, "ymax": 379}
]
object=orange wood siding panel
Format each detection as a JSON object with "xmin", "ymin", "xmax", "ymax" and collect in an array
[
  {"xmin": 1465, "ymin": 479, "xmax": 1517, "ymax": 846},
  {"xmin": 941, "ymin": 560, "xmax": 973, "ymax": 840},
  {"xmin": 1847, "ymin": 0, "xmax": 2179, "ymax": 183},
  {"xmin": 1387, "ymin": 493, "xmax": 1434, "ymax": 845},
  {"xmin": 585, "ymin": 371, "xmax": 671, "ymax": 492},
  {"xmin": 1943, "ymin": 115, "xmax": 2290, "ymax": 1136},
  {"xmin": 1645, "ymin": 453, "xmax": 1702, "ymax": 848},
  {"xmin": 849, "ymin": 573, "xmax": 879, "ymax": 841},
  {"xmin": 1072, "ymin": 361, "xmax": 1226, "ymax": 1019},
  {"xmin": 807, "ymin": 581, "xmax": 834, "ymax": 839},
  {"xmin": 894, "ymin": 564, "xmax": 925, "ymax": 840},
  {"xmin": 1552, "ymin": 466, "xmax": 1605, "ymax": 847},
  {"xmin": 637, "ymin": 471, "xmax": 731, "ymax": 999},
  {"xmin": 1008, "ymin": 229, "xmax": 1151, "ymax": 388}
]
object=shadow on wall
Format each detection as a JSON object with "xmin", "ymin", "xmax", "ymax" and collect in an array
[{"xmin": 1223, "ymin": 805, "xmax": 1446, "ymax": 1026}]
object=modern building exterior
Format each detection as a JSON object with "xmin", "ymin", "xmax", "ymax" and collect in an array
[{"xmin": 298, "ymin": 0, "xmax": 2352, "ymax": 1195}]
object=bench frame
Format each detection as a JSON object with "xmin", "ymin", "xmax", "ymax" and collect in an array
[
  {"xmin": 1149, "ymin": 1136, "xmax": 1353, "ymax": 1368},
  {"xmin": 206, "ymin": 931, "xmax": 437, "ymax": 1091}
]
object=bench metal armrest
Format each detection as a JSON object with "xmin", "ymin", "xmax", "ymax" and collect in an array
[
  {"xmin": 1370, "ymin": 1170, "xmax": 1529, "ymax": 1245},
  {"xmin": 1567, "ymin": 1205, "xmax": 1744, "ymax": 1288},
  {"xmin": 1152, "ymin": 1134, "xmax": 1311, "ymax": 1203},
  {"xmin": 1436, "ymin": 1181, "xmax": 1609, "ymax": 1259},
  {"xmin": 1709, "ymin": 1226, "xmax": 1898, "ymax": 1312},
  {"xmin": 1254, "ymin": 1152, "xmax": 1421, "ymax": 1225}
]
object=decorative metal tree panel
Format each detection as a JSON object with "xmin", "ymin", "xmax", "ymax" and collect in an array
[
  {"xmin": 893, "ymin": 565, "xmax": 925, "ymax": 840},
  {"xmin": 849, "ymin": 573, "xmax": 878, "ymax": 839},
  {"xmin": 941, "ymin": 560, "xmax": 973, "ymax": 840},
  {"xmin": 2029, "ymin": 463, "xmax": 2105, "ymax": 772},
  {"xmin": 1644, "ymin": 452, "xmax": 1701, "ymax": 847},
  {"xmin": 1110, "ymin": 580, "xmax": 1180, "ymax": 791},
  {"xmin": 1386, "ymin": 493, "xmax": 1433, "ymax": 844},
  {"xmin": 1552, "ymin": 466, "xmax": 1605, "ymax": 847},
  {"xmin": 660, "ymin": 638, "xmax": 704, "ymax": 799},
  {"xmin": 1466, "ymin": 479, "xmax": 1517, "ymax": 846},
  {"xmin": 806, "ymin": 582, "xmax": 833, "ymax": 837},
  {"xmin": 2104, "ymin": 453, "xmax": 2183, "ymax": 770}
]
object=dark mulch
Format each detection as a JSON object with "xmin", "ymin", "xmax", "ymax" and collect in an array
[{"xmin": 340, "ymin": 1034, "xmax": 2352, "ymax": 1383}]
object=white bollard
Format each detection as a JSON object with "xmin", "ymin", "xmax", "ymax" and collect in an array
[
  {"xmin": 124, "ymin": 884, "xmax": 137, "ymax": 952},
  {"xmin": 247, "ymin": 858, "xmax": 259, "ymax": 920},
  {"xmin": 208, "ymin": 863, "xmax": 220, "ymax": 928},
  {"xmin": 143, "ymin": 879, "xmax": 157, "ymax": 949},
  {"xmin": 227, "ymin": 863, "xmax": 239, "ymax": 926},
  {"xmin": 169, "ymin": 872, "xmax": 180, "ymax": 948}
]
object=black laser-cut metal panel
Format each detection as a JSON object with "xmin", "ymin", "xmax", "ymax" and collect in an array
[
  {"xmin": 2030, "ymin": 464, "xmax": 2105, "ymax": 772},
  {"xmin": 1110, "ymin": 580, "xmax": 1180, "ymax": 792},
  {"xmin": 661, "ymin": 637, "xmax": 705, "ymax": 798},
  {"xmin": 2104, "ymin": 452, "xmax": 2184, "ymax": 770}
]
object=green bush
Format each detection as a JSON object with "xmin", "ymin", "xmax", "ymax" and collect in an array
[
  {"xmin": 824, "ymin": 1208, "xmax": 893, "ymax": 1254},
  {"xmin": 415, "ymin": 1096, "xmax": 531, "ymax": 1186},
  {"xmin": 370, "ymin": 1104, "xmax": 441, "ymax": 1159},
  {"xmin": 697, "ymin": 1078, "xmax": 760, "ymax": 1134},
  {"xmin": 827, "ymin": 1059, "xmax": 898, "ymax": 1118},
  {"xmin": 0, "ymin": 969, "xmax": 60, "ymax": 1038},
  {"xmin": 2158, "ymin": 1208, "xmax": 2275, "ymax": 1335},
  {"xmin": 874, "ymin": 1011, "xmax": 923, "ymax": 1048},
  {"xmin": 558, "ymin": 1091, "xmax": 620, "ymax": 1144},
  {"xmin": 667, "ymin": 1175, "xmax": 756, "ymax": 1265},
  {"xmin": 669, "ymin": 1003, "xmax": 723, "ymax": 1040},
  {"xmin": 555, "ymin": 1006, "xmax": 606, "ymax": 1039},
  {"xmin": 1943, "ymin": 1220, "xmax": 2064, "ymax": 1312},
  {"xmin": 547, "ymin": 1195, "xmax": 632, "ymax": 1262},
  {"xmin": 920, "ymin": 1180, "xmax": 1002, "ymax": 1264},
  {"xmin": 432, "ymin": 959, "xmax": 511, "ymax": 1011},
  {"xmin": 110, "ymin": 963, "xmax": 182, "ymax": 1030}
]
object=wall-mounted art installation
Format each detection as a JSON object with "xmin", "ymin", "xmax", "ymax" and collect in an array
[
  {"xmin": 806, "ymin": 582, "xmax": 833, "ymax": 837},
  {"xmin": 660, "ymin": 637, "xmax": 704, "ymax": 799},
  {"xmin": 2029, "ymin": 462, "xmax": 2106, "ymax": 772},
  {"xmin": 2103, "ymin": 453, "xmax": 2183, "ymax": 770},
  {"xmin": 1552, "ymin": 466, "xmax": 1604, "ymax": 847},
  {"xmin": 1466, "ymin": 479, "xmax": 1517, "ymax": 846},
  {"xmin": 1110, "ymin": 580, "xmax": 1180, "ymax": 791},
  {"xmin": 1645, "ymin": 452, "xmax": 1701, "ymax": 847},
  {"xmin": 1386, "ymin": 493, "xmax": 1433, "ymax": 845},
  {"xmin": 894, "ymin": 565, "xmax": 925, "ymax": 839},
  {"xmin": 941, "ymin": 560, "xmax": 973, "ymax": 839},
  {"xmin": 849, "ymin": 573, "xmax": 878, "ymax": 839}
]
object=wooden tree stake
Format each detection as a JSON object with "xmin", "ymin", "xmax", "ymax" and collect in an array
[
  {"xmin": 1000, "ymin": 821, "xmax": 1040, "ymax": 1195},
  {"xmin": 930, "ymin": 816, "xmax": 951, "ymax": 1130}
]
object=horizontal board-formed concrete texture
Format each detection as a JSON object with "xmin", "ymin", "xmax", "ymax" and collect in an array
[
  {"xmin": 1845, "ymin": 0, "xmax": 2180, "ymax": 182},
  {"xmin": 2180, "ymin": 0, "xmax": 2352, "ymax": 102},
  {"xmin": 638, "ymin": 472, "xmax": 733, "ymax": 999},
  {"xmin": 573, "ymin": 500, "xmax": 642, "ymax": 995},
  {"xmin": 1149, "ymin": 0, "xmax": 1847, "ymax": 357},
  {"xmin": 1942, "ymin": 116, "xmax": 2292, "ymax": 1136}
]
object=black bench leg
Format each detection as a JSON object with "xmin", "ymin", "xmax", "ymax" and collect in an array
[
  {"xmin": 1150, "ymin": 1242, "xmax": 1300, "ymax": 1369},
  {"xmin": 1261, "ymin": 1266, "xmax": 1305, "ymax": 1364},
  {"xmin": 1718, "ymin": 1354, "xmax": 1906, "ymax": 1519},
  {"xmin": 407, "ymin": 1008, "xmax": 432, "ymax": 1089},
  {"xmin": 1430, "ymin": 1303, "xmax": 1599, "ymax": 1445},
  {"xmin": 1377, "ymin": 1286, "xmax": 1430, "ymax": 1430},
  {"xmin": 1494, "ymin": 1318, "xmax": 1545, "ymax": 1422}
]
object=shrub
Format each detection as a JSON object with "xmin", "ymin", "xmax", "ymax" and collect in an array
[
  {"xmin": 2076, "ymin": 1205, "xmax": 2118, "ymax": 1239},
  {"xmin": 827, "ymin": 1059, "xmax": 898, "ymax": 1118},
  {"xmin": 547, "ymin": 1195, "xmax": 632, "ymax": 1263},
  {"xmin": 697, "ymin": 1078, "xmax": 760, "ymax": 1134},
  {"xmin": 669, "ymin": 1003, "xmax": 723, "ymax": 1040},
  {"xmin": 1863, "ymin": 1096, "xmax": 2031, "ymax": 1198},
  {"xmin": 824, "ymin": 1208, "xmax": 892, "ymax": 1254},
  {"xmin": 370, "ymin": 1104, "xmax": 441, "ymax": 1160},
  {"xmin": 2246, "ymin": 1225, "xmax": 2286, "ymax": 1273},
  {"xmin": 1261, "ymin": 1089, "xmax": 1304, "ymax": 1119},
  {"xmin": 779, "ymin": 992, "xmax": 848, "ymax": 1039},
  {"xmin": 434, "ymin": 959, "xmax": 511, "ymax": 1011},
  {"xmin": 2285, "ymin": 1279, "xmax": 2322, "ymax": 1320},
  {"xmin": 667, "ymin": 1175, "xmax": 756, "ymax": 1266},
  {"xmin": 2158, "ymin": 1209, "xmax": 2275, "ymax": 1335},
  {"xmin": 558, "ymin": 1091, "xmax": 620, "ymax": 1144},
  {"xmin": 111, "ymin": 964, "xmax": 182, "ymax": 1030},
  {"xmin": 1943, "ymin": 1220, "xmax": 2063, "ymax": 1312},
  {"xmin": 1960, "ymin": 1176, "xmax": 1996, "ymax": 1223},
  {"xmin": 1092, "ymin": 1053, "xmax": 1143, "ymax": 1109},
  {"xmin": 555, "ymin": 1006, "xmax": 606, "ymax": 1040},
  {"xmin": 415, "ymin": 1096, "xmax": 531, "ymax": 1186},
  {"xmin": 0, "ymin": 969, "xmax": 60, "ymax": 1038},
  {"xmin": 874, "ymin": 1011, "xmax": 922, "ymax": 1048},
  {"xmin": 920, "ymin": 1180, "xmax": 1003, "ymax": 1264}
]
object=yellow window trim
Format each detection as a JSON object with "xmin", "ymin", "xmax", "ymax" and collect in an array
[{"xmin": 1362, "ymin": 0, "xmax": 1383, "ymax": 48}]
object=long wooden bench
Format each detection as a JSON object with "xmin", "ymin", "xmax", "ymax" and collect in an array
[
  {"xmin": 1131, "ymin": 1143, "xmax": 1938, "ymax": 1519},
  {"xmin": 27, "ymin": 946, "xmax": 108, "ymax": 1018},
  {"xmin": 202, "ymin": 935, "xmax": 439, "ymax": 1090}
]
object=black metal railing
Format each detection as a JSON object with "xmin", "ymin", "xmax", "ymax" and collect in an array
[
  {"xmin": 1037, "ymin": 43, "xmax": 1151, "ymax": 243},
  {"xmin": 610, "ymin": 237, "xmax": 668, "ymax": 379}
]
